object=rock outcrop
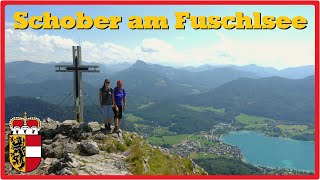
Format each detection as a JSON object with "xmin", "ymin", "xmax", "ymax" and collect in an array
[{"xmin": 5, "ymin": 117, "xmax": 207, "ymax": 176}]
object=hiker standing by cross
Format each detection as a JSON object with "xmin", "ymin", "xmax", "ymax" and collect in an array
[{"xmin": 55, "ymin": 46, "xmax": 100, "ymax": 123}]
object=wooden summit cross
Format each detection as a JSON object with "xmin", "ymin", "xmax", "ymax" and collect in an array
[{"xmin": 55, "ymin": 46, "xmax": 100, "ymax": 123}]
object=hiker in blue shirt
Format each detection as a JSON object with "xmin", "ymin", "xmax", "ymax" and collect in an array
[{"xmin": 112, "ymin": 80, "xmax": 126, "ymax": 133}]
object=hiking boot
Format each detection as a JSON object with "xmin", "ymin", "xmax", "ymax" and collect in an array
[
  {"xmin": 112, "ymin": 126, "xmax": 120, "ymax": 134},
  {"xmin": 105, "ymin": 124, "xmax": 111, "ymax": 131}
]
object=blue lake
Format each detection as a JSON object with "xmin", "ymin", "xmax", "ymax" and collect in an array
[{"xmin": 221, "ymin": 131, "xmax": 315, "ymax": 172}]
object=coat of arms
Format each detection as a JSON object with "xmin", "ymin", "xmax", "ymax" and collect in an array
[{"xmin": 8, "ymin": 112, "xmax": 42, "ymax": 172}]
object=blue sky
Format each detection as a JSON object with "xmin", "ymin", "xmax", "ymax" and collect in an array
[{"xmin": 5, "ymin": 5, "xmax": 315, "ymax": 69}]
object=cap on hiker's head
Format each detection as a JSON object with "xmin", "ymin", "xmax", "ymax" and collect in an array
[{"xmin": 117, "ymin": 80, "xmax": 122, "ymax": 84}]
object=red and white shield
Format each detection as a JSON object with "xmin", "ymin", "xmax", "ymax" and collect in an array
[{"xmin": 9, "ymin": 113, "xmax": 42, "ymax": 173}]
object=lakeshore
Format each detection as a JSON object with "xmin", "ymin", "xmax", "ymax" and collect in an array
[{"xmin": 221, "ymin": 131, "xmax": 315, "ymax": 172}]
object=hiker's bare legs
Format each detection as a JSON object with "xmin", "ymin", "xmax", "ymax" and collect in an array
[{"xmin": 114, "ymin": 117, "xmax": 119, "ymax": 127}]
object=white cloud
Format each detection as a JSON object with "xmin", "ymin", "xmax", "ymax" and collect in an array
[
  {"xmin": 18, "ymin": 47, "xmax": 27, "ymax": 52},
  {"xmin": 5, "ymin": 27, "xmax": 314, "ymax": 69},
  {"xmin": 6, "ymin": 28, "xmax": 77, "ymax": 62},
  {"xmin": 175, "ymin": 36, "xmax": 185, "ymax": 40},
  {"xmin": 140, "ymin": 38, "xmax": 173, "ymax": 52},
  {"xmin": 5, "ymin": 22, "xmax": 14, "ymax": 28},
  {"xmin": 6, "ymin": 29, "xmax": 14, "ymax": 34},
  {"xmin": 5, "ymin": 29, "xmax": 133, "ymax": 64},
  {"xmin": 208, "ymin": 32, "xmax": 315, "ymax": 69}
]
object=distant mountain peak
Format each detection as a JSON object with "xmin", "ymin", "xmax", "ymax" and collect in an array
[
  {"xmin": 244, "ymin": 64, "xmax": 258, "ymax": 67},
  {"xmin": 130, "ymin": 60, "xmax": 149, "ymax": 69},
  {"xmin": 135, "ymin": 60, "xmax": 147, "ymax": 65},
  {"xmin": 304, "ymin": 75, "xmax": 315, "ymax": 80}
]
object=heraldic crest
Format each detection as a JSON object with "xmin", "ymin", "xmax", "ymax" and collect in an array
[{"xmin": 9, "ymin": 112, "xmax": 42, "ymax": 172}]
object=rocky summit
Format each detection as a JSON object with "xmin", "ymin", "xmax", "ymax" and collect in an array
[{"xmin": 5, "ymin": 118, "xmax": 207, "ymax": 175}]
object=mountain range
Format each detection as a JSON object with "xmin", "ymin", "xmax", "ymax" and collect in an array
[
  {"xmin": 5, "ymin": 60, "xmax": 131, "ymax": 85},
  {"xmin": 5, "ymin": 60, "xmax": 315, "ymax": 134},
  {"xmin": 178, "ymin": 75, "xmax": 315, "ymax": 124},
  {"xmin": 5, "ymin": 60, "xmax": 266, "ymax": 104},
  {"xmin": 6, "ymin": 60, "xmax": 314, "ymax": 85}
]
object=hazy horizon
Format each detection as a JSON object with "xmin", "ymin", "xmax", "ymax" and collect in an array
[{"xmin": 5, "ymin": 59, "xmax": 316, "ymax": 71}]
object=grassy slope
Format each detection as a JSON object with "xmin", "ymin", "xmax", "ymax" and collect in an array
[{"xmin": 95, "ymin": 131, "xmax": 206, "ymax": 175}]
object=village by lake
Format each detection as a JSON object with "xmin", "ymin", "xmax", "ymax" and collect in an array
[{"xmin": 221, "ymin": 131, "xmax": 315, "ymax": 172}]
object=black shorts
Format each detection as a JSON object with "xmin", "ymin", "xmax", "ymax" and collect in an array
[{"xmin": 113, "ymin": 106, "xmax": 123, "ymax": 119}]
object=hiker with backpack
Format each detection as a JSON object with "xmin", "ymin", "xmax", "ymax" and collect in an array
[
  {"xmin": 112, "ymin": 80, "xmax": 126, "ymax": 134},
  {"xmin": 99, "ymin": 79, "xmax": 116, "ymax": 131}
]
